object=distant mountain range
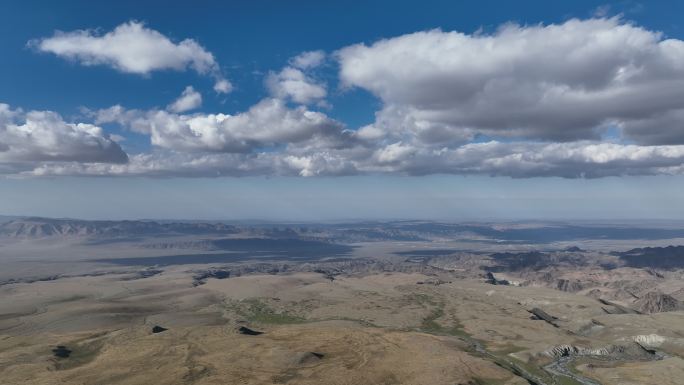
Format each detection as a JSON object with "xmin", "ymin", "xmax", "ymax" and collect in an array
[
  {"xmin": 616, "ymin": 246, "xmax": 684, "ymax": 268},
  {"xmin": 4, "ymin": 216, "xmax": 684, "ymax": 244},
  {"xmin": 0, "ymin": 217, "xmax": 425, "ymax": 241},
  {"xmin": 0, "ymin": 217, "xmax": 239, "ymax": 238},
  {"xmin": 0, "ymin": 215, "xmax": 22, "ymax": 225}
]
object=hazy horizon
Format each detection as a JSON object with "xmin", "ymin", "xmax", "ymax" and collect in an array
[{"xmin": 2, "ymin": 174, "xmax": 684, "ymax": 221}]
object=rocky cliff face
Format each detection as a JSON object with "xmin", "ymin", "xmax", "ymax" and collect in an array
[
  {"xmin": 555, "ymin": 279, "xmax": 583, "ymax": 292},
  {"xmin": 634, "ymin": 291, "xmax": 683, "ymax": 314}
]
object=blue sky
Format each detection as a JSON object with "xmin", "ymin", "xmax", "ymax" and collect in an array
[
  {"xmin": 3, "ymin": 0, "xmax": 678, "ymax": 122},
  {"xmin": 2, "ymin": 0, "xmax": 684, "ymax": 220}
]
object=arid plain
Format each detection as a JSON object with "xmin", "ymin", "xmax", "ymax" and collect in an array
[{"xmin": 2, "ymin": 218, "xmax": 684, "ymax": 385}]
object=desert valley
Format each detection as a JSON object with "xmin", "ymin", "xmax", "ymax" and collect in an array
[{"xmin": 2, "ymin": 217, "xmax": 684, "ymax": 385}]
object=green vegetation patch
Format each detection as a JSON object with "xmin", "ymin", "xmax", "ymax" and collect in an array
[
  {"xmin": 233, "ymin": 298, "xmax": 306, "ymax": 324},
  {"xmin": 53, "ymin": 334, "xmax": 107, "ymax": 370},
  {"xmin": 408, "ymin": 293, "xmax": 468, "ymax": 337}
]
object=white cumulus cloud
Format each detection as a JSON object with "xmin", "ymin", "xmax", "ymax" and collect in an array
[
  {"xmin": 0, "ymin": 103, "xmax": 127, "ymax": 174},
  {"xmin": 290, "ymin": 50, "xmax": 326, "ymax": 69},
  {"xmin": 32, "ymin": 21, "xmax": 232, "ymax": 93},
  {"xmin": 96, "ymin": 98, "xmax": 352, "ymax": 153},
  {"xmin": 167, "ymin": 86, "xmax": 202, "ymax": 113},
  {"xmin": 338, "ymin": 17, "xmax": 684, "ymax": 145},
  {"xmin": 266, "ymin": 67, "xmax": 327, "ymax": 105},
  {"xmin": 213, "ymin": 79, "xmax": 233, "ymax": 94}
]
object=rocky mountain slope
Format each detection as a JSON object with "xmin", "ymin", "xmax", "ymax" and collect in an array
[{"xmin": 634, "ymin": 291, "xmax": 684, "ymax": 314}]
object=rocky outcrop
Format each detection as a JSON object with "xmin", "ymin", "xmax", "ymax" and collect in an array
[
  {"xmin": 597, "ymin": 298, "xmax": 641, "ymax": 315},
  {"xmin": 546, "ymin": 342, "xmax": 658, "ymax": 360},
  {"xmin": 238, "ymin": 326, "xmax": 263, "ymax": 336},
  {"xmin": 193, "ymin": 269, "xmax": 231, "ymax": 286},
  {"xmin": 631, "ymin": 334, "xmax": 666, "ymax": 347},
  {"xmin": 484, "ymin": 272, "xmax": 509, "ymax": 285},
  {"xmin": 528, "ymin": 308, "xmax": 559, "ymax": 327},
  {"xmin": 634, "ymin": 291, "xmax": 683, "ymax": 314},
  {"xmin": 555, "ymin": 279, "xmax": 583, "ymax": 292},
  {"xmin": 586, "ymin": 288, "xmax": 603, "ymax": 299}
]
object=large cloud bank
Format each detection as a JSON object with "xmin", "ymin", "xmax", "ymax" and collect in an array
[{"xmin": 8, "ymin": 17, "xmax": 684, "ymax": 178}]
